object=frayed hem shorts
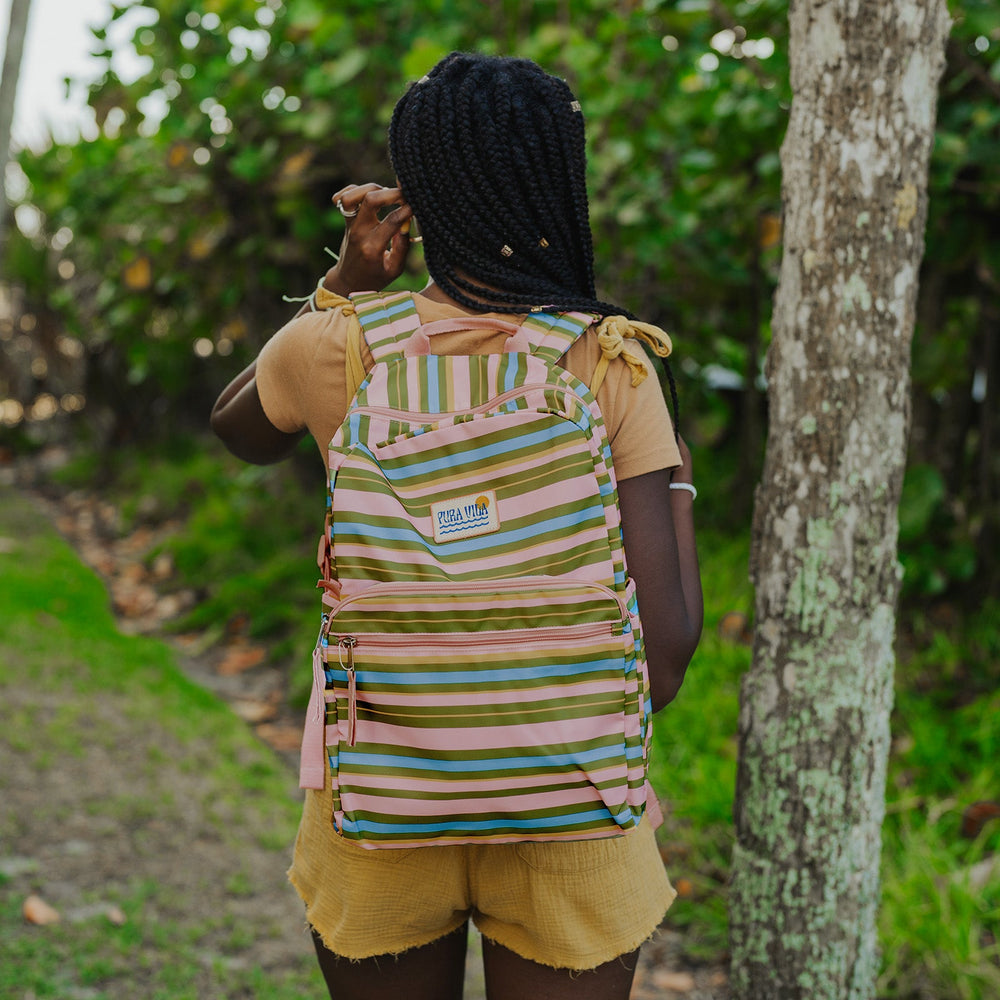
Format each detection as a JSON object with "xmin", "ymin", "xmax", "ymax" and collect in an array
[{"xmin": 287, "ymin": 785, "xmax": 677, "ymax": 971}]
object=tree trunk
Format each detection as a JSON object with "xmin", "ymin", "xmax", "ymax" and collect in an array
[
  {"xmin": 729, "ymin": 3, "xmax": 950, "ymax": 998},
  {"xmin": 1, "ymin": 0, "xmax": 33, "ymax": 263}
]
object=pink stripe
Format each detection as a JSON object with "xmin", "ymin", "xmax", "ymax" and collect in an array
[
  {"xmin": 332, "ymin": 525, "xmax": 614, "ymax": 576},
  {"xmin": 323, "ymin": 637, "xmax": 630, "ymax": 668},
  {"xmin": 343, "ymin": 438, "xmax": 593, "ymax": 499},
  {"xmin": 449, "ymin": 358, "xmax": 471, "ymax": 411},
  {"xmin": 348, "ymin": 714, "xmax": 625, "ymax": 752},
  {"xmin": 492, "ymin": 474, "xmax": 601, "ymax": 525},
  {"xmin": 332, "ymin": 588, "xmax": 614, "ymax": 614},
  {"xmin": 338, "ymin": 764, "xmax": 626, "ymax": 796},
  {"xmin": 367, "ymin": 408, "xmax": 588, "ymax": 463},
  {"xmin": 353, "ymin": 679, "xmax": 625, "ymax": 708}
]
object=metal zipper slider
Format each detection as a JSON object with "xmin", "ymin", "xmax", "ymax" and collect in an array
[{"xmin": 316, "ymin": 612, "xmax": 331, "ymax": 646}]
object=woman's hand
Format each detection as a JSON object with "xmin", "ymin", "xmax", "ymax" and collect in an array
[{"xmin": 325, "ymin": 183, "xmax": 415, "ymax": 296}]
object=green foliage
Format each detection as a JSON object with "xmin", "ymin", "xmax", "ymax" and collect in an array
[
  {"xmin": 880, "ymin": 682, "xmax": 1000, "ymax": 999},
  {"xmin": 649, "ymin": 527, "xmax": 752, "ymax": 960},
  {"xmin": 910, "ymin": 0, "xmax": 1000, "ymax": 593},
  {"xmin": 6, "ymin": 0, "xmax": 789, "ymax": 450},
  {"xmin": 898, "ymin": 462, "xmax": 977, "ymax": 597},
  {"xmin": 7, "ymin": 0, "xmax": 996, "ymax": 586}
]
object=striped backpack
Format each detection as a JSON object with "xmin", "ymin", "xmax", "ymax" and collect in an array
[{"xmin": 298, "ymin": 290, "xmax": 651, "ymax": 849}]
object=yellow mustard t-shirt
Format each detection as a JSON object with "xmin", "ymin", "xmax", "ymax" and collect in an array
[{"xmin": 256, "ymin": 292, "xmax": 681, "ymax": 478}]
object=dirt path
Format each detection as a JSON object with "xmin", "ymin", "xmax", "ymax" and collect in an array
[{"xmin": 3, "ymin": 458, "xmax": 729, "ymax": 999}]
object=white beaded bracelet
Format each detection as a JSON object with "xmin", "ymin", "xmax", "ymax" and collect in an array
[{"xmin": 669, "ymin": 482, "xmax": 697, "ymax": 499}]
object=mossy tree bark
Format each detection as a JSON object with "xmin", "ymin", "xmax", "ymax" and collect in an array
[{"xmin": 729, "ymin": 3, "xmax": 950, "ymax": 998}]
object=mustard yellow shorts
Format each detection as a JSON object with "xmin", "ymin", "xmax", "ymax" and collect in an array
[{"xmin": 288, "ymin": 782, "xmax": 677, "ymax": 971}]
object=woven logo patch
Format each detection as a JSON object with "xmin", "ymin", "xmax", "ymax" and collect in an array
[{"xmin": 431, "ymin": 490, "xmax": 500, "ymax": 543}]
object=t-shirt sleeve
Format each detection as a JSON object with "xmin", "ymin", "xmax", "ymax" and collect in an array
[
  {"xmin": 255, "ymin": 314, "xmax": 326, "ymax": 434},
  {"xmin": 564, "ymin": 335, "xmax": 682, "ymax": 480},
  {"xmin": 601, "ymin": 345, "xmax": 681, "ymax": 479}
]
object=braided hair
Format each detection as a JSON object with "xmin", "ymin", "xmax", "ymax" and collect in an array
[{"xmin": 388, "ymin": 52, "xmax": 678, "ymax": 422}]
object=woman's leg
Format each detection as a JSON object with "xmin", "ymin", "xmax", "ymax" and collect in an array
[
  {"xmin": 482, "ymin": 938, "xmax": 640, "ymax": 1000},
  {"xmin": 311, "ymin": 923, "xmax": 469, "ymax": 1000}
]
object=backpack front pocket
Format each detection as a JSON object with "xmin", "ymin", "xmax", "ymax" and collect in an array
[{"xmin": 316, "ymin": 577, "xmax": 648, "ymax": 848}]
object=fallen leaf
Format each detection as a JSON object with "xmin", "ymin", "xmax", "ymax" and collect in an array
[
  {"xmin": 717, "ymin": 610, "xmax": 752, "ymax": 644},
  {"xmin": 121, "ymin": 561, "xmax": 149, "ymax": 584},
  {"xmin": 151, "ymin": 552, "xmax": 175, "ymax": 580},
  {"xmin": 255, "ymin": 723, "xmax": 304, "ymax": 752},
  {"xmin": 233, "ymin": 698, "xmax": 280, "ymax": 724},
  {"xmin": 961, "ymin": 801, "xmax": 1000, "ymax": 838},
  {"xmin": 651, "ymin": 969, "xmax": 696, "ymax": 991},
  {"xmin": 23, "ymin": 894, "xmax": 61, "ymax": 925},
  {"xmin": 217, "ymin": 645, "xmax": 267, "ymax": 676},
  {"xmin": 112, "ymin": 582, "xmax": 158, "ymax": 618},
  {"xmin": 674, "ymin": 878, "xmax": 694, "ymax": 898}
]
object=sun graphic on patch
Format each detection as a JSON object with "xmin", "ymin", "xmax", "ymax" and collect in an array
[{"xmin": 475, "ymin": 496, "xmax": 490, "ymax": 511}]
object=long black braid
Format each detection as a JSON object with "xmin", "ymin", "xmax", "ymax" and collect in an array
[{"xmin": 387, "ymin": 52, "xmax": 679, "ymax": 427}]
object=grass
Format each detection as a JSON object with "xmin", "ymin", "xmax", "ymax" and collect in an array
[
  {"xmin": 0, "ymin": 485, "xmax": 325, "ymax": 1000},
  {"xmin": 647, "ymin": 527, "xmax": 752, "ymax": 960},
  {"xmin": 24, "ymin": 437, "xmax": 1000, "ymax": 997}
]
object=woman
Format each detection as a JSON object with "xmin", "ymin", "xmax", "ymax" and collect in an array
[{"xmin": 212, "ymin": 52, "xmax": 702, "ymax": 1000}]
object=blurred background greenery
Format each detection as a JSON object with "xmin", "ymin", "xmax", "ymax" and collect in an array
[{"xmin": 1, "ymin": 1, "xmax": 998, "ymax": 995}]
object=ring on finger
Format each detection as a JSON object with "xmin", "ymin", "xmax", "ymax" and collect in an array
[{"xmin": 336, "ymin": 199, "xmax": 359, "ymax": 218}]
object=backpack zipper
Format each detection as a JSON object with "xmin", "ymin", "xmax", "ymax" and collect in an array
[
  {"xmin": 328, "ymin": 619, "xmax": 620, "ymax": 650},
  {"xmin": 322, "ymin": 576, "xmax": 629, "ymax": 633}
]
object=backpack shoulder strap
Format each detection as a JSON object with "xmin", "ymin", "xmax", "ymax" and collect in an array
[
  {"xmin": 520, "ymin": 310, "xmax": 598, "ymax": 366},
  {"xmin": 349, "ymin": 290, "xmax": 422, "ymax": 364}
]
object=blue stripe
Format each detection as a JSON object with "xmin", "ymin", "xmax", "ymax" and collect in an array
[
  {"xmin": 548, "ymin": 312, "xmax": 592, "ymax": 335},
  {"xmin": 340, "ymin": 806, "xmax": 634, "ymax": 836},
  {"xmin": 327, "ymin": 652, "xmax": 633, "ymax": 687},
  {"xmin": 426, "ymin": 357, "xmax": 440, "ymax": 412},
  {"xmin": 333, "ymin": 503, "xmax": 607, "ymax": 555},
  {"xmin": 376, "ymin": 422, "xmax": 579, "ymax": 482},
  {"xmin": 341, "ymin": 742, "xmax": 626, "ymax": 774},
  {"xmin": 329, "ymin": 655, "xmax": 626, "ymax": 688},
  {"xmin": 502, "ymin": 354, "xmax": 518, "ymax": 393},
  {"xmin": 362, "ymin": 297, "xmax": 414, "ymax": 327}
]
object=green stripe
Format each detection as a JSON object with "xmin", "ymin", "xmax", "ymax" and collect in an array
[
  {"xmin": 354, "ymin": 696, "xmax": 625, "ymax": 726},
  {"xmin": 343, "ymin": 807, "xmax": 631, "ymax": 832},
  {"xmin": 335, "ymin": 776, "xmax": 612, "ymax": 802},
  {"xmin": 339, "ymin": 732, "xmax": 625, "ymax": 763},
  {"xmin": 335, "ymin": 542, "xmax": 614, "ymax": 585}
]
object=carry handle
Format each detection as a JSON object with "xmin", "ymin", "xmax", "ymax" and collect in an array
[{"xmin": 404, "ymin": 317, "xmax": 531, "ymax": 357}]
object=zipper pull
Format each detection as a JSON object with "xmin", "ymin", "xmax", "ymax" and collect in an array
[
  {"xmin": 312, "ymin": 614, "xmax": 330, "ymax": 721},
  {"xmin": 339, "ymin": 636, "xmax": 358, "ymax": 747},
  {"xmin": 299, "ymin": 613, "xmax": 331, "ymax": 790}
]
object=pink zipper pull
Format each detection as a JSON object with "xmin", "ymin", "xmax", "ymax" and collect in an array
[
  {"xmin": 299, "ymin": 616, "xmax": 330, "ymax": 789},
  {"xmin": 340, "ymin": 637, "xmax": 358, "ymax": 746}
]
